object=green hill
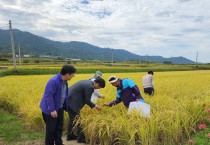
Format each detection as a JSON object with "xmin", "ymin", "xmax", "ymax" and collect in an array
[{"xmin": 0, "ymin": 29, "xmax": 195, "ymax": 64}]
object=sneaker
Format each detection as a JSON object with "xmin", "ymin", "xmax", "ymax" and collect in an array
[
  {"xmin": 77, "ymin": 133, "xmax": 86, "ymax": 143},
  {"xmin": 66, "ymin": 135, "xmax": 77, "ymax": 141},
  {"xmin": 77, "ymin": 138, "xmax": 86, "ymax": 144}
]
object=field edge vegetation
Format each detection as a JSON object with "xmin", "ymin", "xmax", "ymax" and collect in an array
[{"xmin": 0, "ymin": 108, "xmax": 45, "ymax": 144}]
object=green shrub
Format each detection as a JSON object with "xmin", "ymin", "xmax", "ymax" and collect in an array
[
  {"xmin": 23, "ymin": 59, "xmax": 30, "ymax": 63},
  {"xmin": 34, "ymin": 60, "xmax": 40, "ymax": 63},
  {"xmin": 0, "ymin": 58, "xmax": 9, "ymax": 61}
]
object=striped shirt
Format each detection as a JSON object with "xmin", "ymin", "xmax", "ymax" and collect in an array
[{"xmin": 59, "ymin": 81, "xmax": 67, "ymax": 108}]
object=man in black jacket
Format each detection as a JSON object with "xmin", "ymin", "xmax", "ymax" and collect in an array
[{"xmin": 66, "ymin": 78, "xmax": 105, "ymax": 143}]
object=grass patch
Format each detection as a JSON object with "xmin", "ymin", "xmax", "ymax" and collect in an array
[
  {"xmin": 0, "ymin": 109, "xmax": 44, "ymax": 144},
  {"xmin": 187, "ymin": 127, "xmax": 210, "ymax": 145}
]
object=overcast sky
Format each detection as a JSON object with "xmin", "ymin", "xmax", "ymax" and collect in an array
[{"xmin": 0, "ymin": 0, "xmax": 210, "ymax": 62}]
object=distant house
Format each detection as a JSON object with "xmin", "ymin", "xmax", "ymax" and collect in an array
[
  {"xmin": 65, "ymin": 58, "xmax": 81, "ymax": 61},
  {"xmin": 40, "ymin": 55, "xmax": 51, "ymax": 58},
  {"xmin": 23, "ymin": 54, "xmax": 30, "ymax": 58},
  {"xmin": 71, "ymin": 59, "xmax": 81, "ymax": 61}
]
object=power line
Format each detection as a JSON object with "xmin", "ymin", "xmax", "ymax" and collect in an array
[
  {"xmin": 15, "ymin": 0, "xmax": 40, "ymax": 18},
  {"xmin": 4, "ymin": 0, "xmax": 41, "ymax": 54},
  {"xmin": 0, "ymin": 0, "xmax": 40, "ymax": 39},
  {"xmin": 0, "ymin": 23, "xmax": 9, "ymax": 30}
]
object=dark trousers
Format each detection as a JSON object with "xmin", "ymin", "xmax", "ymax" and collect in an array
[
  {"xmin": 144, "ymin": 87, "xmax": 154, "ymax": 95},
  {"xmin": 67, "ymin": 107, "xmax": 85, "ymax": 141},
  {"xmin": 42, "ymin": 108, "xmax": 64, "ymax": 145}
]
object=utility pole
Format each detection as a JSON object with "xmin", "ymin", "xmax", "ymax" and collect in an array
[
  {"xmin": 111, "ymin": 51, "xmax": 113, "ymax": 65},
  {"xmin": 101, "ymin": 54, "xmax": 104, "ymax": 63},
  {"xmin": 196, "ymin": 51, "xmax": 198, "ymax": 67},
  {"xmin": 146, "ymin": 55, "xmax": 148, "ymax": 65},
  {"xmin": 18, "ymin": 42, "xmax": 21, "ymax": 65},
  {"xmin": 51, "ymin": 51, "xmax": 53, "ymax": 64},
  {"xmin": 9, "ymin": 20, "xmax": 16, "ymax": 71}
]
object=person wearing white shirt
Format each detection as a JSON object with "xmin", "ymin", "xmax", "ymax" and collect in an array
[
  {"xmin": 142, "ymin": 71, "xmax": 154, "ymax": 95},
  {"xmin": 89, "ymin": 71, "xmax": 105, "ymax": 103}
]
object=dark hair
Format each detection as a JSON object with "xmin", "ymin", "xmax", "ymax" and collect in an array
[
  {"xmin": 94, "ymin": 78, "xmax": 106, "ymax": 88},
  {"xmin": 60, "ymin": 65, "xmax": 76, "ymax": 75},
  {"xmin": 148, "ymin": 71, "xmax": 154, "ymax": 75}
]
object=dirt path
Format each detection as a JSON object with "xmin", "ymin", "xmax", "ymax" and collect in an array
[
  {"xmin": 0, "ymin": 67, "xmax": 8, "ymax": 74},
  {"xmin": 0, "ymin": 136, "xmax": 88, "ymax": 145},
  {"xmin": 0, "ymin": 66, "xmax": 8, "ymax": 72},
  {"xmin": 62, "ymin": 136, "xmax": 87, "ymax": 145}
]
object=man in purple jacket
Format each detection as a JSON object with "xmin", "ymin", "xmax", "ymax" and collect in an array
[
  {"xmin": 104, "ymin": 76, "xmax": 144, "ymax": 108},
  {"xmin": 40, "ymin": 64, "xmax": 76, "ymax": 145}
]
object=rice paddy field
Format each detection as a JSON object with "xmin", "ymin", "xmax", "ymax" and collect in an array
[
  {"xmin": 2, "ymin": 62, "xmax": 210, "ymax": 76},
  {"xmin": 0, "ymin": 70, "xmax": 210, "ymax": 145}
]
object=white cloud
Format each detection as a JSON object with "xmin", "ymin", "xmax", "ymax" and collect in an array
[{"xmin": 0, "ymin": 0, "xmax": 210, "ymax": 62}]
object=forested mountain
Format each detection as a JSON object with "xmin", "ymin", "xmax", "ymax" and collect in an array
[{"xmin": 0, "ymin": 29, "xmax": 195, "ymax": 64}]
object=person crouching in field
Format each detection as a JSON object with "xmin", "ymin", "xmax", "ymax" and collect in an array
[
  {"xmin": 40, "ymin": 65, "xmax": 76, "ymax": 145},
  {"xmin": 142, "ymin": 71, "xmax": 154, "ymax": 96},
  {"xmin": 89, "ymin": 71, "xmax": 105, "ymax": 103},
  {"xmin": 103, "ymin": 76, "xmax": 144, "ymax": 108},
  {"xmin": 67, "ymin": 78, "xmax": 106, "ymax": 143}
]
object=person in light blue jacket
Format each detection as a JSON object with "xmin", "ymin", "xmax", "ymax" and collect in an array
[
  {"xmin": 40, "ymin": 64, "xmax": 76, "ymax": 145},
  {"xmin": 104, "ymin": 76, "xmax": 144, "ymax": 108}
]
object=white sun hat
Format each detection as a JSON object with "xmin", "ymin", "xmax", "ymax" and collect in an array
[{"xmin": 108, "ymin": 76, "xmax": 119, "ymax": 83}]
